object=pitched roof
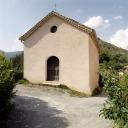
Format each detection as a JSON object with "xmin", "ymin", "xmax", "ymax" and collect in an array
[{"xmin": 19, "ymin": 11, "xmax": 99, "ymax": 50}]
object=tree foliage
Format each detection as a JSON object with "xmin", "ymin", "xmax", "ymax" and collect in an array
[
  {"xmin": 100, "ymin": 69, "xmax": 128, "ymax": 128},
  {"xmin": 99, "ymin": 51, "xmax": 128, "ymax": 70},
  {"xmin": 0, "ymin": 53, "xmax": 15, "ymax": 119},
  {"xmin": 98, "ymin": 38, "xmax": 128, "ymax": 71},
  {"xmin": 11, "ymin": 53, "xmax": 23, "ymax": 81}
]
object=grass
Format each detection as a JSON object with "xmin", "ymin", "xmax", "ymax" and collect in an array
[
  {"xmin": 58, "ymin": 84, "xmax": 88, "ymax": 97},
  {"xmin": 39, "ymin": 84, "xmax": 88, "ymax": 97},
  {"xmin": 17, "ymin": 79, "xmax": 30, "ymax": 84},
  {"xmin": 67, "ymin": 89, "xmax": 88, "ymax": 97}
]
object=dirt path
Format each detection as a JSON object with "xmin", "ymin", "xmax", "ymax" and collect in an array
[{"xmin": 6, "ymin": 85, "xmax": 112, "ymax": 128}]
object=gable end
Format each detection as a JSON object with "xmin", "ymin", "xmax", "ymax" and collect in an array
[{"xmin": 19, "ymin": 11, "xmax": 99, "ymax": 51}]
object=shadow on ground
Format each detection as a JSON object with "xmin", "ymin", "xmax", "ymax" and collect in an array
[{"xmin": 4, "ymin": 96, "xmax": 69, "ymax": 128}]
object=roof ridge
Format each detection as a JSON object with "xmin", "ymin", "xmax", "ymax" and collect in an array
[
  {"xmin": 51, "ymin": 11, "xmax": 93, "ymax": 31},
  {"xmin": 19, "ymin": 11, "xmax": 95, "ymax": 41},
  {"xmin": 19, "ymin": 11, "xmax": 99, "ymax": 51}
]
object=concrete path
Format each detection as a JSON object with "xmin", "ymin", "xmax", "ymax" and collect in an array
[{"xmin": 6, "ymin": 85, "xmax": 112, "ymax": 128}]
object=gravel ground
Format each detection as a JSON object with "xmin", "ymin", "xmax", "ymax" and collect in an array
[{"xmin": 6, "ymin": 85, "xmax": 112, "ymax": 128}]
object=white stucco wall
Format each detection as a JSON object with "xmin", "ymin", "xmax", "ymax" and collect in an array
[
  {"xmin": 23, "ymin": 16, "xmax": 98, "ymax": 95},
  {"xmin": 89, "ymin": 37, "xmax": 99, "ymax": 92}
]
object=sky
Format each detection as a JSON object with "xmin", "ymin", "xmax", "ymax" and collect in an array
[{"xmin": 0, "ymin": 0, "xmax": 128, "ymax": 52}]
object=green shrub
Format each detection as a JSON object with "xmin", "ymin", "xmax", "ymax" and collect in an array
[
  {"xmin": 99, "ymin": 51, "xmax": 127, "ymax": 71},
  {"xmin": 11, "ymin": 53, "xmax": 23, "ymax": 82},
  {"xmin": 100, "ymin": 70, "xmax": 128, "ymax": 128},
  {"xmin": 18, "ymin": 79, "xmax": 30, "ymax": 84},
  {"xmin": 99, "ymin": 51, "xmax": 110, "ymax": 63},
  {"xmin": 0, "ymin": 54, "xmax": 15, "ymax": 119},
  {"xmin": 13, "ymin": 69, "xmax": 23, "ymax": 82},
  {"xmin": 67, "ymin": 89, "xmax": 87, "ymax": 97}
]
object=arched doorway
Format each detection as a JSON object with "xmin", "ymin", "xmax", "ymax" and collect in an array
[{"xmin": 47, "ymin": 56, "xmax": 59, "ymax": 81}]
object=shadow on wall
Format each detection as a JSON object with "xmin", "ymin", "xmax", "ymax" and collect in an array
[
  {"xmin": 24, "ymin": 22, "xmax": 63, "ymax": 48},
  {"xmin": 5, "ymin": 96, "xmax": 69, "ymax": 128}
]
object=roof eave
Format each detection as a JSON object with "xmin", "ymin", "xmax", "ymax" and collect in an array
[
  {"xmin": 19, "ymin": 11, "xmax": 99, "ymax": 51},
  {"xmin": 19, "ymin": 11, "xmax": 94, "ymax": 41}
]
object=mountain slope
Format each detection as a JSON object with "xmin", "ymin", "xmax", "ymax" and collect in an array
[
  {"xmin": 0, "ymin": 50, "xmax": 23, "ymax": 59},
  {"xmin": 0, "ymin": 50, "xmax": 4, "ymax": 54},
  {"xmin": 5, "ymin": 51, "xmax": 23, "ymax": 58},
  {"xmin": 98, "ymin": 38, "xmax": 128, "ymax": 55},
  {"xmin": 98, "ymin": 38, "xmax": 128, "ymax": 70}
]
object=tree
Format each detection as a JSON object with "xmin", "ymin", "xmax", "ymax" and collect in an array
[
  {"xmin": 0, "ymin": 53, "xmax": 15, "ymax": 120},
  {"xmin": 11, "ymin": 53, "xmax": 23, "ymax": 81},
  {"xmin": 99, "ymin": 51, "xmax": 110, "ymax": 63},
  {"xmin": 100, "ymin": 70, "xmax": 128, "ymax": 128}
]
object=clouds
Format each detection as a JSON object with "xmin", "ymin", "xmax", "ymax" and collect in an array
[
  {"xmin": 84, "ymin": 16, "xmax": 110, "ymax": 29},
  {"xmin": 83, "ymin": 14, "xmax": 128, "ymax": 50},
  {"xmin": 113, "ymin": 16, "xmax": 123, "ymax": 20},
  {"xmin": 110, "ymin": 28, "xmax": 128, "ymax": 49},
  {"xmin": 11, "ymin": 38, "xmax": 23, "ymax": 52},
  {"xmin": 83, "ymin": 15, "xmax": 123, "ymax": 30}
]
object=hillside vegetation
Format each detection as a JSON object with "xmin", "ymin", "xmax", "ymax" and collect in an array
[
  {"xmin": 98, "ymin": 38, "xmax": 128, "ymax": 70},
  {"xmin": 0, "ymin": 50, "xmax": 4, "ymax": 54},
  {"xmin": 98, "ymin": 38, "xmax": 128, "ymax": 55},
  {"xmin": 98, "ymin": 38, "xmax": 128, "ymax": 128},
  {"xmin": 0, "ymin": 50, "xmax": 22, "ymax": 59}
]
